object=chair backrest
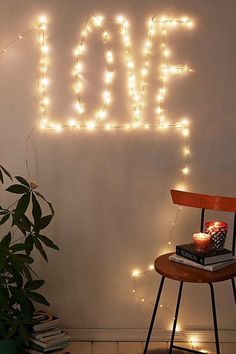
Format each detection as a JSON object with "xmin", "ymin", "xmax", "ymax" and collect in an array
[{"xmin": 171, "ymin": 190, "xmax": 236, "ymax": 255}]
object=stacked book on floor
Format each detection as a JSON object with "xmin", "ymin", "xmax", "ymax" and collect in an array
[
  {"xmin": 24, "ymin": 312, "xmax": 70, "ymax": 354},
  {"xmin": 169, "ymin": 243, "xmax": 236, "ymax": 272}
]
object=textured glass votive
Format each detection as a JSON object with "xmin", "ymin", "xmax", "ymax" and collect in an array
[
  {"xmin": 193, "ymin": 232, "xmax": 211, "ymax": 251},
  {"xmin": 205, "ymin": 221, "xmax": 228, "ymax": 250}
]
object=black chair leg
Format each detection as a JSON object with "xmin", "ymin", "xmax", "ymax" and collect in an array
[
  {"xmin": 143, "ymin": 276, "xmax": 165, "ymax": 354},
  {"xmin": 209, "ymin": 283, "xmax": 221, "ymax": 354},
  {"xmin": 169, "ymin": 281, "xmax": 183, "ymax": 354},
  {"xmin": 231, "ymin": 278, "xmax": 236, "ymax": 304}
]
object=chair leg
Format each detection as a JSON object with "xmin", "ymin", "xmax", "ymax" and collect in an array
[
  {"xmin": 143, "ymin": 276, "xmax": 165, "ymax": 354},
  {"xmin": 169, "ymin": 281, "xmax": 183, "ymax": 354},
  {"xmin": 231, "ymin": 278, "xmax": 236, "ymax": 304},
  {"xmin": 209, "ymin": 283, "xmax": 221, "ymax": 354}
]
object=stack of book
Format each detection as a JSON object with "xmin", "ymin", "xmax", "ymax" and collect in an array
[
  {"xmin": 169, "ymin": 243, "xmax": 236, "ymax": 271},
  {"xmin": 24, "ymin": 312, "xmax": 70, "ymax": 354}
]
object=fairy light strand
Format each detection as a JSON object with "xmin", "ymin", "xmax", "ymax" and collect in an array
[
  {"xmin": 73, "ymin": 15, "xmax": 114, "ymax": 126},
  {"xmin": 0, "ymin": 15, "xmax": 207, "ymax": 352},
  {"xmin": 37, "ymin": 15, "xmax": 193, "ymax": 132},
  {"xmin": 0, "ymin": 15, "xmax": 193, "ymax": 132}
]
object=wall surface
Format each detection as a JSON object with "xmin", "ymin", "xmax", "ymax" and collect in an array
[{"xmin": 0, "ymin": 0, "xmax": 236, "ymax": 336}]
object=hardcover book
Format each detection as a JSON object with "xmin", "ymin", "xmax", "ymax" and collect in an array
[
  {"xmin": 32, "ymin": 312, "xmax": 60, "ymax": 332},
  {"xmin": 169, "ymin": 253, "xmax": 236, "ymax": 272},
  {"xmin": 24, "ymin": 341, "xmax": 69, "ymax": 353},
  {"xmin": 176, "ymin": 243, "xmax": 233, "ymax": 265}
]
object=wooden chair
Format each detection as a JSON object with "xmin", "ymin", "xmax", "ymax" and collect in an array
[{"xmin": 143, "ymin": 190, "xmax": 236, "ymax": 354}]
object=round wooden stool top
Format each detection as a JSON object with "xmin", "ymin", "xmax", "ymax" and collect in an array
[{"xmin": 155, "ymin": 253, "xmax": 236, "ymax": 283}]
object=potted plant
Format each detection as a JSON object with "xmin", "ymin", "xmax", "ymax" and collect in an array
[{"xmin": 0, "ymin": 165, "xmax": 59, "ymax": 353}]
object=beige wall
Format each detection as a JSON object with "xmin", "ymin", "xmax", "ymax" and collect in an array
[{"xmin": 0, "ymin": 0, "xmax": 236, "ymax": 335}]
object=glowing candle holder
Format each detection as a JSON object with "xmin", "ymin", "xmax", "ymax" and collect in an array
[
  {"xmin": 192, "ymin": 233, "xmax": 211, "ymax": 251},
  {"xmin": 205, "ymin": 221, "xmax": 228, "ymax": 250}
]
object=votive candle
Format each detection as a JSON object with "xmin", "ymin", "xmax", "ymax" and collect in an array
[
  {"xmin": 205, "ymin": 221, "xmax": 228, "ymax": 249},
  {"xmin": 193, "ymin": 232, "xmax": 211, "ymax": 251}
]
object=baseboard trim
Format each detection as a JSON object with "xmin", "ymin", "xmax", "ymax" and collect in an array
[{"xmin": 65, "ymin": 329, "xmax": 236, "ymax": 343}]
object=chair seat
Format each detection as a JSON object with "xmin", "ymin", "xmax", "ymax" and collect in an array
[{"xmin": 155, "ymin": 252, "xmax": 236, "ymax": 283}]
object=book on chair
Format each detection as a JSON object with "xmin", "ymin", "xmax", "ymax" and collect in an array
[
  {"xmin": 176, "ymin": 243, "xmax": 234, "ymax": 265},
  {"xmin": 169, "ymin": 253, "xmax": 236, "ymax": 272}
]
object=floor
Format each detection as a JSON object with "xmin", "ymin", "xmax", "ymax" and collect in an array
[{"xmin": 67, "ymin": 341, "xmax": 236, "ymax": 353}]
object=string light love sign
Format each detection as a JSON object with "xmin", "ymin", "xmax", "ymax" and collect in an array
[{"xmin": 36, "ymin": 15, "xmax": 193, "ymax": 133}]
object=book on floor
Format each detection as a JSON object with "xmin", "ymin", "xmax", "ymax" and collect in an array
[
  {"xmin": 176, "ymin": 243, "xmax": 233, "ymax": 265},
  {"xmin": 29, "ymin": 335, "xmax": 70, "ymax": 349},
  {"xmin": 169, "ymin": 253, "xmax": 236, "ymax": 272},
  {"xmin": 31, "ymin": 328, "xmax": 62, "ymax": 340},
  {"xmin": 24, "ymin": 340, "xmax": 69, "ymax": 353},
  {"xmin": 32, "ymin": 312, "xmax": 60, "ymax": 332},
  {"xmin": 25, "ymin": 312, "xmax": 70, "ymax": 354},
  {"xmin": 24, "ymin": 348, "xmax": 69, "ymax": 354},
  {"xmin": 36, "ymin": 332, "xmax": 65, "ymax": 343}
]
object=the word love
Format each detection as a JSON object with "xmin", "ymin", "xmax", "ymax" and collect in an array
[{"xmin": 37, "ymin": 14, "xmax": 194, "ymax": 132}]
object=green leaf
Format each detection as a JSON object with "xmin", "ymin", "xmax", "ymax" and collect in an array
[
  {"xmin": 0, "ymin": 322, "xmax": 7, "ymax": 337},
  {"xmin": 5, "ymin": 322, "xmax": 18, "ymax": 340},
  {"xmin": 32, "ymin": 193, "xmax": 42, "ymax": 224},
  {"xmin": 12, "ymin": 192, "xmax": 31, "ymax": 225},
  {"xmin": 25, "ymin": 235, "xmax": 34, "ymax": 255},
  {"xmin": 10, "ymin": 243, "xmax": 28, "ymax": 253},
  {"xmin": 39, "ymin": 215, "xmax": 53, "ymax": 230},
  {"xmin": 0, "ymin": 288, "xmax": 9, "ymax": 309},
  {"xmin": 35, "ymin": 191, "xmax": 54, "ymax": 216},
  {"xmin": 7, "ymin": 267, "xmax": 24, "ymax": 288},
  {"xmin": 13, "ymin": 254, "xmax": 34, "ymax": 264},
  {"xmin": 34, "ymin": 238, "xmax": 48, "ymax": 262},
  {"xmin": 16, "ymin": 215, "xmax": 32, "ymax": 234},
  {"xmin": 0, "ymin": 208, "xmax": 10, "ymax": 215},
  {"xmin": 18, "ymin": 323, "xmax": 29, "ymax": 345},
  {"xmin": 1, "ymin": 232, "xmax": 12, "ymax": 248},
  {"xmin": 27, "ymin": 291, "xmax": 50, "ymax": 306},
  {"xmin": 0, "ymin": 251, "xmax": 6, "ymax": 271},
  {"xmin": 15, "ymin": 176, "xmax": 30, "ymax": 187},
  {"xmin": 19, "ymin": 296, "xmax": 34, "ymax": 322},
  {"xmin": 38, "ymin": 234, "xmax": 59, "ymax": 250},
  {"xmin": 6, "ymin": 184, "xmax": 29, "ymax": 194},
  {"xmin": 23, "ymin": 265, "xmax": 32, "ymax": 281},
  {"xmin": 24, "ymin": 279, "xmax": 45, "ymax": 291},
  {"xmin": 0, "ymin": 170, "xmax": 3, "ymax": 183},
  {"xmin": 0, "ymin": 213, "xmax": 10, "ymax": 225},
  {"xmin": 0, "ymin": 165, "xmax": 12, "ymax": 181}
]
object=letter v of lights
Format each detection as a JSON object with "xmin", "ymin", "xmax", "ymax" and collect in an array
[{"xmin": 38, "ymin": 15, "xmax": 193, "ymax": 134}]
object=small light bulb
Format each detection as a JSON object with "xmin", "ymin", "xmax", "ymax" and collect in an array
[
  {"xmin": 183, "ymin": 128, "xmax": 189, "ymax": 137},
  {"xmin": 132, "ymin": 270, "xmax": 140, "ymax": 277},
  {"xmin": 106, "ymin": 51, "xmax": 113, "ymax": 63},
  {"xmin": 86, "ymin": 121, "xmax": 96, "ymax": 130},
  {"xmin": 182, "ymin": 167, "xmax": 190, "ymax": 175},
  {"xmin": 75, "ymin": 102, "xmax": 85, "ymax": 114},
  {"xmin": 41, "ymin": 77, "xmax": 49, "ymax": 87},
  {"xmin": 54, "ymin": 124, "xmax": 63, "ymax": 132},
  {"xmin": 39, "ymin": 15, "xmax": 47, "ymax": 24},
  {"xmin": 184, "ymin": 148, "xmax": 190, "ymax": 155},
  {"xmin": 93, "ymin": 15, "xmax": 104, "ymax": 27},
  {"xmin": 97, "ymin": 110, "xmax": 107, "ymax": 120},
  {"xmin": 181, "ymin": 118, "xmax": 189, "ymax": 126},
  {"xmin": 68, "ymin": 119, "xmax": 77, "ymax": 127},
  {"xmin": 105, "ymin": 123, "xmax": 112, "ymax": 130},
  {"xmin": 41, "ymin": 45, "xmax": 49, "ymax": 53},
  {"xmin": 164, "ymin": 48, "xmax": 170, "ymax": 57},
  {"xmin": 148, "ymin": 265, "xmax": 154, "ymax": 270}
]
